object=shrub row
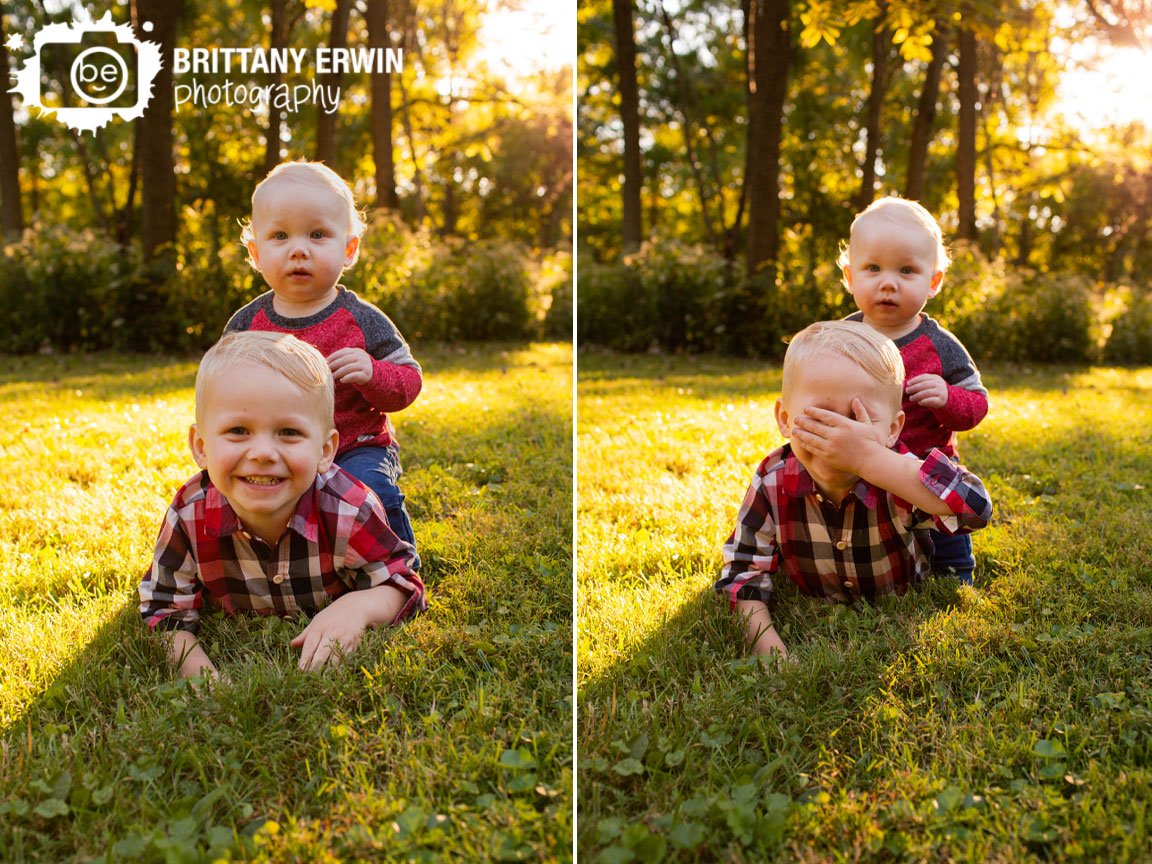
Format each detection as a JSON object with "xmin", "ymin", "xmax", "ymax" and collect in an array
[
  {"xmin": 0, "ymin": 220, "xmax": 571, "ymax": 354},
  {"xmin": 577, "ymin": 240, "xmax": 1152, "ymax": 364}
]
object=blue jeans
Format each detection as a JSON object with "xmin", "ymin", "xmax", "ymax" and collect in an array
[
  {"xmin": 336, "ymin": 445, "xmax": 420, "ymax": 570},
  {"xmin": 930, "ymin": 530, "xmax": 973, "ymax": 584}
]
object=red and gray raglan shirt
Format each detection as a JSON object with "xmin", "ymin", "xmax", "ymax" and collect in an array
[
  {"xmin": 224, "ymin": 287, "xmax": 421, "ymax": 458},
  {"xmin": 847, "ymin": 311, "xmax": 988, "ymax": 459}
]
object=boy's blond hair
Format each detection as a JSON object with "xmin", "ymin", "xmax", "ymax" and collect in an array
[
  {"xmin": 196, "ymin": 332, "xmax": 335, "ymax": 426},
  {"xmin": 240, "ymin": 160, "xmax": 366, "ymax": 266},
  {"xmin": 783, "ymin": 320, "xmax": 905, "ymax": 414},
  {"xmin": 836, "ymin": 196, "xmax": 951, "ymax": 275}
]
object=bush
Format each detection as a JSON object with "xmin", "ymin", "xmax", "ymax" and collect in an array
[
  {"xmin": 575, "ymin": 255, "xmax": 656, "ymax": 351},
  {"xmin": 1104, "ymin": 290, "xmax": 1152, "ymax": 364},
  {"xmin": 577, "ymin": 240, "xmax": 739, "ymax": 353},
  {"xmin": 0, "ymin": 212, "xmax": 558, "ymax": 353},
  {"xmin": 938, "ymin": 246, "xmax": 1096, "ymax": 364},
  {"xmin": 0, "ymin": 226, "xmax": 142, "ymax": 353},
  {"xmin": 541, "ymin": 250, "xmax": 573, "ymax": 340}
]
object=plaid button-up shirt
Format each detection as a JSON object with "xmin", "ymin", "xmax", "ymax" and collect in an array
[
  {"xmin": 139, "ymin": 467, "xmax": 426, "ymax": 634},
  {"xmin": 716, "ymin": 444, "xmax": 992, "ymax": 606}
]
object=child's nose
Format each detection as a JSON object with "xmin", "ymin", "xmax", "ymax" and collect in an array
[{"xmin": 247, "ymin": 435, "xmax": 280, "ymax": 461}]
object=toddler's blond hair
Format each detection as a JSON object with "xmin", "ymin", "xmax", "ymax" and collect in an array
[
  {"xmin": 783, "ymin": 320, "xmax": 905, "ymax": 414},
  {"xmin": 837, "ymin": 196, "xmax": 951, "ymax": 275},
  {"xmin": 195, "ymin": 331, "xmax": 335, "ymax": 427}
]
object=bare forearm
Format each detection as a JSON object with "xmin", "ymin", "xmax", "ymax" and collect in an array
[
  {"xmin": 334, "ymin": 583, "xmax": 409, "ymax": 628},
  {"xmin": 163, "ymin": 630, "xmax": 217, "ymax": 680},
  {"xmin": 736, "ymin": 599, "xmax": 788, "ymax": 657}
]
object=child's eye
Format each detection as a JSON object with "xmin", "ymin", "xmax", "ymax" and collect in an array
[
  {"xmin": 900, "ymin": 266, "xmax": 915, "ymax": 275},
  {"xmin": 226, "ymin": 426, "xmax": 247, "ymax": 436},
  {"xmin": 273, "ymin": 231, "xmax": 288, "ymax": 241},
  {"xmin": 866, "ymin": 264, "xmax": 880, "ymax": 272},
  {"xmin": 279, "ymin": 428, "xmax": 303, "ymax": 438},
  {"xmin": 310, "ymin": 230, "xmax": 327, "ymax": 240}
]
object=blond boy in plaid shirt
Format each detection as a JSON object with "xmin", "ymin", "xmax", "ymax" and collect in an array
[
  {"xmin": 139, "ymin": 332, "xmax": 425, "ymax": 681},
  {"xmin": 715, "ymin": 321, "xmax": 991, "ymax": 658}
]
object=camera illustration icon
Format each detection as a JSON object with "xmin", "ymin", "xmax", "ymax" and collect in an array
[{"xmin": 9, "ymin": 9, "xmax": 163, "ymax": 133}]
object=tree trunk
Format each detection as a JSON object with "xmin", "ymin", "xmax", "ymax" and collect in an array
[
  {"xmin": 956, "ymin": 22, "xmax": 978, "ymax": 242},
  {"xmin": 366, "ymin": 0, "xmax": 399, "ymax": 210},
  {"xmin": 744, "ymin": 0, "xmax": 792, "ymax": 278},
  {"xmin": 904, "ymin": 21, "xmax": 947, "ymax": 201},
  {"xmin": 265, "ymin": 0, "xmax": 291, "ymax": 174},
  {"xmin": 856, "ymin": 9, "xmax": 891, "ymax": 211},
  {"xmin": 315, "ymin": 0, "xmax": 353, "ymax": 168},
  {"xmin": 612, "ymin": 0, "xmax": 643, "ymax": 254},
  {"xmin": 136, "ymin": 0, "xmax": 181, "ymax": 260},
  {"xmin": 0, "ymin": 12, "xmax": 24, "ymax": 238}
]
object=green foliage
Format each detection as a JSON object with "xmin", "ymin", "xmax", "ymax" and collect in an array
[
  {"xmin": 939, "ymin": 245, "xmax": 1097, "ymax": 364},
  {"xmin": 351, "ymin": 225, "xmax": 547, "ymax": 343},
  {"xmin": 541, "ymin": 250, "xmax": 574, "ymax": 340},
  {"xmin": 0, "ymin": 214, "xmax": 561, "ymax": 353},
  {"xmin": 0, "ymin": 343, "xmax": 572, "ymax": 862},
  {"xmin": 1103, "ymin": 289, "xmax": 1152, "ymax": 365},
  {"xmin": 0, "ymin": 227, "xmax": 141, "ymax": 353},
  {"xmin": 577, "ymin": 240, "xmax": 1110, "ymax": 363}
]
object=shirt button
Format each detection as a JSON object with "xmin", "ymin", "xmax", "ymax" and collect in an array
[
  {"xmin": 816, "ymin": 494, "xmax": 824, "ymax": 503},
  {"xmin": 836, "ymin": 540, "xmax": 847, "ymax": 550},
  {"xmin": 272, "ymin": 573, "xmax": 287, "ymax": 585},
  {"xmin": 844, "ymin": 581, "xmax": 856, "ymax": 590}
]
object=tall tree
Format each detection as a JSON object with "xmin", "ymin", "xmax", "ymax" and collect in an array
[
  {"xmin": 856, "ymin": 6, "xmax": 893, "ymax": 210},
  {"xmin": 612, "ymin": 0, "xmax": 643, "ymax": 254},
  {"xmin": 366, "ymin": 0, "xmax": 399, "ymax": 209},
  {"xmin": 315, "ymin": 0, "xmax": 353, "ymax": 168},
  {"xmin": 264, "ymin": 0, "xmax": 301, "ymax": 174},
  {"xmin": 904, "ymin": 20, "xmax": 947, "ymax": 201},
  {"xmin": 956, "ymin": 14, "xmax": 978, "ymax": 241},
  {"xmin": 744, "ymin": 0, "xmax": 792, "ymax": 277},
  {"xmin": 0, "ymin": 11, "xmax": 24, "ymax": 238},
  {"xmin": 136, "ymin": 0, "xmax": 182, "ymax": 260}
]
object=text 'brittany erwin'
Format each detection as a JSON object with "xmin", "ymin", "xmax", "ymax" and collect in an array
[{"xmin": 172, "ymin": 47, "xmax": 404, "ymax": 76}]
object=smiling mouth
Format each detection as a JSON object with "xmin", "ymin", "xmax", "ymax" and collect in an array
[{"xmin": 242, "ymin": 476, "xmax": 283, "ymax": 486}]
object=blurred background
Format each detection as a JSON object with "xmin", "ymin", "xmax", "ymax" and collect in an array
[
  {"xmin": 577, "ymin": 0, "xmax": 1152, "ymax": 365},
  {"xmin": 0, "ymin": 0, "xmax": 574, "ymax": 352}
]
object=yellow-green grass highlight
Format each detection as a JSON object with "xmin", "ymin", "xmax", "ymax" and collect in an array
[
  {"xmin": 1, "ymin": 343, "xmax": 572, "ymax": 863},
  {"xmin": 578, "ymin": 352, "xmax": 1152, "ymax": 862}
]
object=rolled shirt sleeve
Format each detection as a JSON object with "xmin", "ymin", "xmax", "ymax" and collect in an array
[{"xmin": 917, "ymin": 448, "xmax": 993, "ymax": 534}]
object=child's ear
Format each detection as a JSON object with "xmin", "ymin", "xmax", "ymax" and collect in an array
[
  {"xmin": 775, "ymin": 398, "xmax": 792, "ymax": 438},
  {"xmin": 317, "ymin": 428, "xmax": 340, "ymax": 474},
  {"xmin": 188, "ymin": 424, "xmax": 208, "ymax": 469},
  {"xmin": 344, "ymin": 235, "xmax": 360, "ymax": 266},
  {"xmin": 885, "ymin": 410, "xmax": 906, "ymax": 447},
  {"xmin": 841, "ymin": 265, "xmax": 853, "ymax": 289},
  {"xmin": 928, "ymin": 270, "xmax": 943, "ymax": 297},
  {"xmin": 246, "ymin": 240, "xmax": 261, "ymax": 268}
]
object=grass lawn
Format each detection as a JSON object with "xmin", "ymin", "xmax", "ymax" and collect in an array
[
  {"xmin": 578, "ymin": 351, "xmax": 1152, "ymax": 862},
  {"xmin": 0, "ymin": 342, "xmax": 572, "ymax": 863}
]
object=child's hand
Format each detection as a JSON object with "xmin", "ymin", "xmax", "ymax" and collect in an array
[
  {"xmin": 328, "ymin": 347, "xmax": 374, "ymax": 386},
  {"xmin": 906, "ymin": 373, "xmax": 948, "ymax": 409},
  {"xmin": 791, "ymin": 399, "xmax": 884, "ymax": 475},
  {"xmin": 291, "ymin": 598, "xmax": 369, "ymax": 670}
]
